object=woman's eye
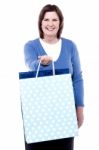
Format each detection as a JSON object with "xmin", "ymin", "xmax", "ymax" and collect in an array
[
  {"xmin": 53, "ymin": 19, "xmax": 58, "ymax": 21},
  {"xmin": 43, "ymin": 19, "xmax": 49, "ymax": 21},
  {"xmin": 43, "ymin": 19, "xmax": 59, "ymax": 22}
]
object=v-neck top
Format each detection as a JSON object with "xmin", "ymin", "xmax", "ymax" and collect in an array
[
  {"xmin": 39, "ymin": 38, "xmax": 61, "ymax": 61},
  {"xmin": 24, "ymin": 37, "xmax": 84, "ymax": 107}
]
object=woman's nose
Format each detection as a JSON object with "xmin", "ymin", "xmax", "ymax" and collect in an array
[{"xmin": 48, "ymin": 21, "xmax": 53, "ymax": 26}]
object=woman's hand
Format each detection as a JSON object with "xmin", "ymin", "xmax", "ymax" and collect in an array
[
  {"xmin": 38, "ymin": 55, "xmax": 52, "ymax": 65},
  {"xmin": 76, "ymin": 106, "xmax": 84, "ymax": 128}
]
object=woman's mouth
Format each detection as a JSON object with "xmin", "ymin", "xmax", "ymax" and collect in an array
[{"xmin": 46, "ymin": 27, "xmax": 55, "ymax": 31}]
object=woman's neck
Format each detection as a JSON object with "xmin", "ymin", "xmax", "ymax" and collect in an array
[{"xmin": 43, "ymin": 36, "xmax": 59, "ymax": 44}]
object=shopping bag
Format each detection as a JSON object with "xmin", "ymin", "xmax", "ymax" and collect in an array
[{"xmin": 19, "ymin": 62, "xmax": 78, "ymax": 144}]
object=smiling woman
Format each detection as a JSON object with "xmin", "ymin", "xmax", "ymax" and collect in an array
[
  {"xmin": 23, "ymin": 4, "xmax": 84, "ymax": 150},
  {"xmin": 41, "ymin": 11, "xmax": 60, "ymax": 42}
]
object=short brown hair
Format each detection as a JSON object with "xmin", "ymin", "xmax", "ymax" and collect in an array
[{"xmin": 38, "ymin": 4, "xmax": 64, "ymax": 39}]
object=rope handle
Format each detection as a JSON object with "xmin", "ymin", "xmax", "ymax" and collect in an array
[{"xmin": 36, "ymin": 60, "xmax": 55, "ymax": 78}]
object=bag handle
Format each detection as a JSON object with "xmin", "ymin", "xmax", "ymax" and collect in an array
[{"xmin": 36, "ymin": 60, "xmax": 55, "ymax": 78}]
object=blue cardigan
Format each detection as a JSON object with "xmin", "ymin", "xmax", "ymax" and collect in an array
[{"xmin": 24, "ymin": 37, "xmax": 84, "ymax": 107}]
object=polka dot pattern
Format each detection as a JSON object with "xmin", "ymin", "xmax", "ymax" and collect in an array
[{"xmin": 20, "ymin": 74, "xmax": 78, "ymax": 143}]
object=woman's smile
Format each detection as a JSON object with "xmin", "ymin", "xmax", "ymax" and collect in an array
[{"xmin": 42, "ymin": 11, "xmax": 60, "ymax": 38}]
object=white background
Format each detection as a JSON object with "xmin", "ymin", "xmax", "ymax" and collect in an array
[{"xmin": 0, "ymin": 0, "xmax": 99, "ymax": 149}]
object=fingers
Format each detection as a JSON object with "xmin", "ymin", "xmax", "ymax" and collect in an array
[
  {"xmin": 77, "ymin": 117, "xmax": 84, "ymax": 128},
  {"xmin": 38, "ymin": 55, "xmax": 52, "ymax": 65}
]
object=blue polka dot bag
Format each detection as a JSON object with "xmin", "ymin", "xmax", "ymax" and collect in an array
[{"xmin": 19, "ymin": 62, "xmax": 78, "ymax": 144}]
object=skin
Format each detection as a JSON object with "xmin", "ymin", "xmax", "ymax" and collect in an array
[
  {"xmin": 39, "ymin": 11, "xmax": 84, "ymax": 128},
  {"xmin": 38, "ymin": 11, "xmax": 60, "ymax": 65},
  {"xmin": 76, "ymin": 107, "xmax": 84, "ymax": 128}
]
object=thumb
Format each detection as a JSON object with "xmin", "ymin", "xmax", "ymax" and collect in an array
[{"xmin": 38, "ymin": 56, "xmax": 41, "ymax": 59}]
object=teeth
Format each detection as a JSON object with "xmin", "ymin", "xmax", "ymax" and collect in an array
[
  {"xmin": 46, "ymin": 27, "xmax": 54, "ymax": 30},
  {"xmin": 47, "ymin": 28, "xmax": 54, "ymax": 31},
  {"xmin": 48, "ymin": 29, "xmax": 53, "ymax": 31}
]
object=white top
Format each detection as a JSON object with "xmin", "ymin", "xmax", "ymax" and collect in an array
[{"xmin": 40, "ymin": 39, "xmax": 62, "ymax": 61}]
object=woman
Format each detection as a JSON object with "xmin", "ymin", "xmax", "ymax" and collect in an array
[{"xmin": 24, "ymin": 4, "xmax": 84, "ymax": 150}]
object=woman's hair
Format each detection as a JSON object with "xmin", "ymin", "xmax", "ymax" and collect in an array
[{"xmin": 38, "ymin": 4, "xmax": 64, "ymax": 39}]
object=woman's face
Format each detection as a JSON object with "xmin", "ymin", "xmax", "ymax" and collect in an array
[{"xmin": 41, "ymin": 11, "xmax": 60, "ymax": 38}]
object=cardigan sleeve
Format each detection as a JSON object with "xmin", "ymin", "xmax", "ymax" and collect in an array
[
  {"xmin": 24, "ymin": 41, "xmax": 39, "ymax": 71},
  {"xmin": 71, "ymin": 42, "xmax": 84, "ymax": 107}
]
